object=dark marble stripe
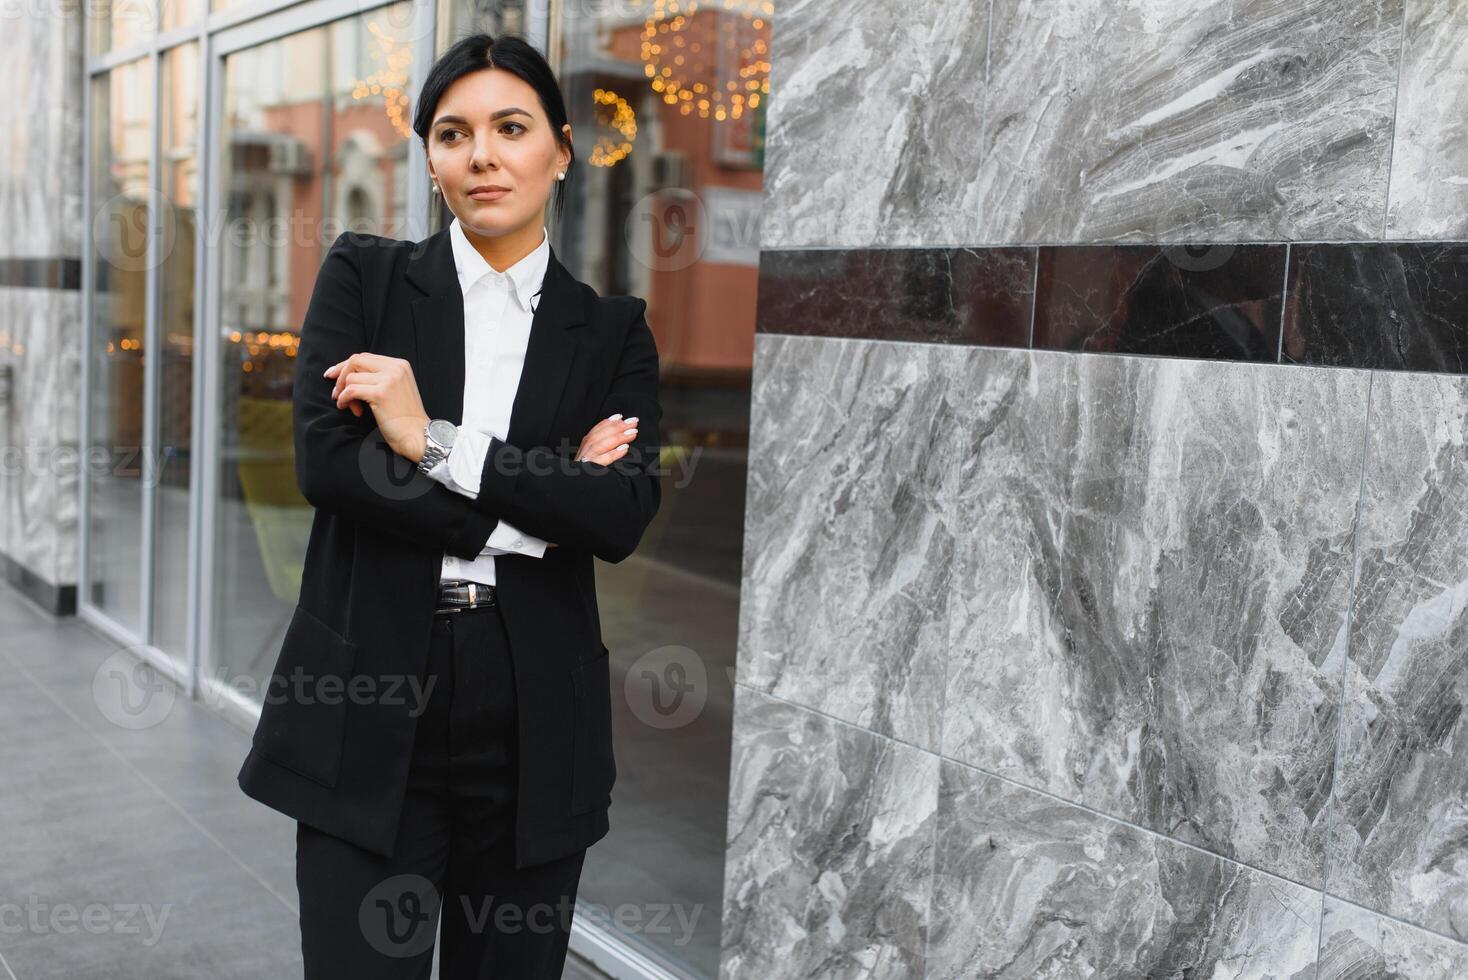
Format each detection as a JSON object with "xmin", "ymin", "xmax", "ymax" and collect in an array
[
  {"xmin": 0, "ymin": 257, "xmax": 82, "ymax": 290},
  {"xmin": 2, "ymin": 553, "xmax": 77, "ymax": 618},
  {"xmin": 757, "ymin": 242, "xmax": 1468, "ymax": 375},
  {"xmin": 756, "ymin": 247, "xmax": 1033, "ymax": 347},
  {"xmin": 1033, "ymin": 244, "xmax": 1285, "ymax": 362},
  {"xmin": 1283, "ymin": 243, "xmax": 1468, "ymax": 371}
]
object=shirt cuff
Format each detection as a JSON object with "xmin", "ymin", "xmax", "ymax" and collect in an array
[
  {"xmin": 485, "ymin": 520, "xmax": 550, "ymax": 558},
  {"xmin": 439, "ymin": 426, "xmax": 492, "ymax": 498}
]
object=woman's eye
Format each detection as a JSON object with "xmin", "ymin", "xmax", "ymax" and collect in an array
[
  {"xmin": 502, "ymin": 122, "xmax": 526, "ymax": 135},
  {"xmin": 439, "ymin": 129, "xmax": 461, "ymax": 143}
]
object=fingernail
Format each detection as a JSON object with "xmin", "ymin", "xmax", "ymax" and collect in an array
[
  {"xmin": 609, "ymin": 413, "xmax": 623, "ymax": 421},
  {"xmin": 626, "ymin": 416, "xmax": 639, "ymax": 423},
  {"xmin": 624, "ymin": 428, "xmax": 637, "ymax": 436}
]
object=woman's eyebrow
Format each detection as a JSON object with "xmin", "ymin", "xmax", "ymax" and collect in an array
[{"xmin": 432, "ymin": 108, "xmax": 532, "ymax": 127}]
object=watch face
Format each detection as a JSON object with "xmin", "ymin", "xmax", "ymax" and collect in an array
[{"xmin": 427, "ymin": 419, "xmax": 456, "ymax": 448}]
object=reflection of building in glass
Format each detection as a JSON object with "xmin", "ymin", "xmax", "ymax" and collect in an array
[
  {"xmin": 220, "ymin": 13, "xmax": 414, "ymax": 404},
  {"xmin": 557, "ymin": 1, "xmax": 768, "ymax": 402}
]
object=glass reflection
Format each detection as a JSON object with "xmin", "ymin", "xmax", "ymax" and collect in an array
[
  {"xmin": 89, "ymin": 0, "xmax": 159, "ymax": 57},
  {"xmin": 436, "ymin": 2, "xmax": 770, "ymax": 973},
  {"xmin": 212, "ymin": 4, "xmax": 416, "ymax": 696},
  {"xmin": 88, "ymin": 57, "xmax": 154, "ymax": 633}
]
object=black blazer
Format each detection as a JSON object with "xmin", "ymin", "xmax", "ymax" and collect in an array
[{"xmin": 235, "ymin": 226, "xmax": 661, "ymax": 869}]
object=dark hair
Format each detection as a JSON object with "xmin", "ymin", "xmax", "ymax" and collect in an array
[{"xmin": 413, "ymin": 33, "xmax": 575, "ymax": 221}]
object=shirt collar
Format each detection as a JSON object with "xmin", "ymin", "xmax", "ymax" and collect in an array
[{"xmin": 448, "ymin": 216, "xmax": 550, "ymax": 314}]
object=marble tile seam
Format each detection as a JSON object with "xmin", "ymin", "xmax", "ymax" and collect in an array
[
  {"xmin": 754, "ymin": 329, "xmax": 1399, "ymax": 377},
  {"xmin": 1025, "ymin": 242, "xmax": 1039, "ymax": 349},
  {"xmin": 733, "ymin": 677, "xmax": 1468, "ymax": 951},
  {"xmin": 1377, "ymin": 0, "xmax": 1412, "ymax": 240},
  {"xmin": 754, "ymin": 331, "xmax": 1468, "ymax": 390},
  {"xmin": 757, "ymin": 238, "xmax": 1468, "ymax": 251},
  {"xmin": 1276, "ymin": 241, "xmax": 1291, "ymax": 364}
]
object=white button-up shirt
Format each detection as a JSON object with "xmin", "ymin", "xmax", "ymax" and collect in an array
[{"xmin": 424, "ymin": 216, "xmax": 551, "ymax": 585}]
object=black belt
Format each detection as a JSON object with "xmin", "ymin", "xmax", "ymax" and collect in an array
[{"xmin": 435, "ymin": 579, "xmax": 497, "ymax": 614}]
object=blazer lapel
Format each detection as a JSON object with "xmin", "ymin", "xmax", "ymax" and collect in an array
[{"xmin": 406, "ymin": 228, "xmax": 589, "ymax": 449}]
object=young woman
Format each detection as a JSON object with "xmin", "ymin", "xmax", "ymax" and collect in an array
[{"xmin": 235, "ymin": 32, "xmax": 662, "ymax": 978}]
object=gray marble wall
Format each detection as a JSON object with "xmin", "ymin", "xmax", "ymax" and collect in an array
[
  {"xmin": 725, "ymin": 0, "xmax": 1468, "ymax": 977},
  {"xmin": 0, "ymin": 6, "xmax": 84, "ymax": 613}
]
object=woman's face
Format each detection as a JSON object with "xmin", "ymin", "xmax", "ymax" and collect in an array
[{"xmin": 424, "ymin": 67, "xmax": 571, "ymax": 238}]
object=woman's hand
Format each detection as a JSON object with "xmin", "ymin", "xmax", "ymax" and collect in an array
[
  {"xmin": 323, "ymin": 353, "xmax": 430, "ymax": 463},
  {"xmin": 577, "ymin": 414, "xmax": 640, "ymax": 465}
]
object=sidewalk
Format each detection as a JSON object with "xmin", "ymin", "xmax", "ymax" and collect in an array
[{"xmin": 0, "ymin": 582, "xmax": 606, "ymax": 979}]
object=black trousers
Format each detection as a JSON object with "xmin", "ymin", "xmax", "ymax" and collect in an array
[{"xmin": 296, "ymin": 600, "xmax": 587, "ymax": 978}]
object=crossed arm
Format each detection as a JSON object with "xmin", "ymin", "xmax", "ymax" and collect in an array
[
  {"xmin": 461, "ymin": 299, "xmax": 662, "ymax": 564},
  {"xmin": 423, "ymin": 436, "xmax": 550, "ymax": 557},
  {"xmin": 292, "ymin": 235, "xmax": 499, "ymax": 559},
  {"xmin": 294, "ymin": 233, "xmax": 662, "ymax": 565}
]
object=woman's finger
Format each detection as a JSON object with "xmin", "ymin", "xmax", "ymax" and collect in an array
[
  {"xmin": 580, "ymin": 417, "xmax": 640, "ymax": 452},
  {"xmin": 332, "ymin": 368, "xmax": 380, "ymax": 400},
  {"xmin": 581, "ymin": 443, "xmax": 629, "ymax": 465},
  {"xmin": 582, "ymin": 413, "xmax": 640, "ymax": 440},
  {"xmin": 592, "ymin": 424, "xmax": 638, "ymax": 450},
  {"xmin": 579, "ymin": 428, "xmax": 637, "ymax": 462},
  {"xmin": 581, "ymin": 417, "xmax": 621, "ymax": 443},
  {"xmin": 336, "ymin": 382, "xmax": 381, "ymax": 408}
]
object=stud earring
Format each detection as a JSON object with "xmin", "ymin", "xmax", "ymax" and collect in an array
[
  {"xmin": 556, "ymin": 172, "xmax": 565, "ymax": 181},
  {"xmin": 431, "ymin": 182, "xmax": 441, "ymax": 195}
]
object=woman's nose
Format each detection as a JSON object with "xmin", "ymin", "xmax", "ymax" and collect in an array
[{"xmin": 469, "ymin": 145, "xmax": 497, "ymax": 171}]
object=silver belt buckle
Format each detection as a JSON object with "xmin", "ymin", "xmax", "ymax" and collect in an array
[
  {"xmin": 468, "ymin": 582, "xmax": 477, "ymax": 606},
  {"xmin": 437, "ymin": 580, "xmax": 466, "ymax": 614}
]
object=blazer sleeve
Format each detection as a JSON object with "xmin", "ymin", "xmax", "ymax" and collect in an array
[
  {"xmin": 292, "ymin": 232, "xmax": 499, "ymax": 560},
  {"xmin": 467, "ymin": 297, "xmax": 662, "ymax": 564}
]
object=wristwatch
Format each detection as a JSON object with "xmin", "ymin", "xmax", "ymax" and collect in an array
[{"xmin": 417, "ymin": 418, "xmax": 457, "ymax": 475}]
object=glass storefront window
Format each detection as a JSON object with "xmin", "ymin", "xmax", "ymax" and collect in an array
[
  {"xmin": 89, "ymin": 0, "xmax": 159, "ymax": 57},
  {"xmin": 435, "ymin": 0, "xmax": 528, "ymax": 60},
  {"xmin": 81, "ymin": 3, "xmax": 756, "ymax": 973},
  {"xmin": 88, "ymin": 56, "xmax": 154, "ymax": 633},
  {"xmin": 435, "ymin": 1, "xmax": 764, "ymax": 974},
  {"xmin": 151, "ymin": 41, "xmax": 200, "ymax": 663},
  {"xmin": 161, "ymin": 0, "xmax": 202, "ymax": 32},
  {"xmin": 210, "ymin": 3, "xmax": 417, "ymax": 698}
]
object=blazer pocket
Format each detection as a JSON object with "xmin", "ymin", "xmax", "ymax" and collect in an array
[
  {"xmin": 569, "ymin": 644, "xmax": 616, "ymax": 815},
  {"xmin": 251, "ymin": 603, "xmax": 359, "ymax": 789}
]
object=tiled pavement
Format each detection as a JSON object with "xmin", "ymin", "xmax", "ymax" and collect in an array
[{"xmin": 0, "ymin": 581, "xmax": 608, "ymax": 979}]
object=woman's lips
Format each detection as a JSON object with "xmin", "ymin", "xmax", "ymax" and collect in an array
[{"xmin": 468, "ymin": 187, "xmax": 510, "ymax": 201}]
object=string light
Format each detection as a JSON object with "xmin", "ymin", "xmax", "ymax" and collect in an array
[
  {"xmin": 642, "ymin": 0, "xmax": 771, "ymax": 121},
  {"xmin": 590, "ymin": 88, "xmax": 637, "ymax": 167},
  {"xmin": 351, "ymin": 19, "xmax": 414, "ymax": 139},
  {"xmin": 216, "ymin": 328, "xmax": 301, "ymax": 368}
]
